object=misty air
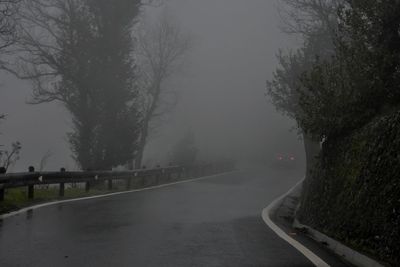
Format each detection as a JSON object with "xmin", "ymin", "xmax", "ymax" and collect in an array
[{"xmin": 0, "ymin": 1, "xmax": 398, "ymax": 266}]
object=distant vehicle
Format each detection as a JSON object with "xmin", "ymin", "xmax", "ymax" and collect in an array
[{"xmin": 270, "ymin": 154, "xmax": 297, "ymax": 169}]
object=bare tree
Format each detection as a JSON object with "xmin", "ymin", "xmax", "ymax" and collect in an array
[
  {"xmin": 0, "ymin": 0, "xmax": 20, "ymax": 122},
  {"xmin": 5, "ymin": 0, "xmax": 103, "ymax": 170},
  {"xmin": 278, "ymin": 0, "xmax": 342, "ymax": 37},
  {"xmin": 38, "ymin": 149, "xmax": 52, "ymax": 171},
  {"xmin": 7, "ymin": 0, "xmax": 142, "ymax": 170},
  {"xmin": 0, "ymin": 0, "xmax": 20, "ymax": 67},
  {"xmin": 4, "ymin": 0, "xmax": 90, "ymax": 101},
  {"xmin": 134, "ymin": 11, "xmax": 191, "ymax": 168},
  {"xmin": 0, "ymin": 141, "xmax": 21, "ymax": 172},
  {"xmin": 0, "ymin": 115, "xmax": 21, "ymax": 173},
  {"xmin": 268, "ymin": 0, "xmax": 343, "ymax": 177},
  {"xmin": 278, "ymin": 0, "xmax": 346, "ymax": 61}
]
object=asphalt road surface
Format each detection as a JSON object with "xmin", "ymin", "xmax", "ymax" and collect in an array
[{"xmin": 0, "ymin": 167, "xmax": 348, "ymax": 267}]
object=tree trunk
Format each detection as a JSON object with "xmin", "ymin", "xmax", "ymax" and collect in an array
[
  {"xmin": 135, "ymin": 125, "xmax": 148, "ymax": 169},
  {"xmin": 78, "ymin": 126, "xmax": 93, "ymax": 171},
  {"xmin": 135, "ymin": 143, "xmax": 145, "ymax": 169},
  {"xmin": 303, "ymin": 132, "xmax": 321, "ymax": 179},
  {"xmin": 135, "ymin": 85, "xmax": 159, "ymax": 169}
]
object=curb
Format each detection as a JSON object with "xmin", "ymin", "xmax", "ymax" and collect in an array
[
  {"xmin": 261, "ymin": 179, "xmax": 331, "ymax": 267},
  {"xmin": 293, "ymin": 220, "xmax": 385, "ymax": 267},
  {"xmin": 266, "ymin": 178, "xmax": 385, "ymax": 267},
  {"xmin": 0, "ymin": 171, "xmax": 236, "ymax": 220}
]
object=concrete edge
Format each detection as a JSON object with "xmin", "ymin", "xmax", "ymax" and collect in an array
[
  {"xmin": 293, "ymin": 220, "xmax": 385, "ymax": 267},
  {"xmin": 284, "ymin": 179, "xmax": 386, "ymax": 267},
  {"xmin": 261, "ymin": 178, "xmax": 331, "ymax": 267},
  {"xmin": 0, "ymin": 171, "xmax": 236, "ymax": 220}
]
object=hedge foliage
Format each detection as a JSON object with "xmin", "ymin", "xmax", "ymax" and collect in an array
[{"xmin": 298, "ymin": 110, "xmax": 400, "ymax": 266}]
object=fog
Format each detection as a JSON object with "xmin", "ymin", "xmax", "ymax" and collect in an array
[
  {"xmin": 0, "ymin": 0, "xmax": 303, "ymax": 171},
  {"xmin": 2, "ymin": 2, "xmax": 398, "ymax": 266}
]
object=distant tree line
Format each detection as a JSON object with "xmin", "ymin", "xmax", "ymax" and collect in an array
[
  {"xmin": 267, "ymin": 0, "xmax": 400, "ymax": 176},
  {"xmin": 170, "ymin": 130, "xmax": 197, "ymax": 167},
  {"xmin": 0, "ymin": 0, "xmax": 190, "ymax": 171}
]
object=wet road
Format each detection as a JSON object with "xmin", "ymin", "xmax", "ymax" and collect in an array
[{"xmin": 1, "ymin": 168, "xmax": 319, "ymax": 266}]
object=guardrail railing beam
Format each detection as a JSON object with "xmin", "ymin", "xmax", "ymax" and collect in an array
[{"xmin": 0, "ymin": 162, "xmax": 235, "ymax": 203}]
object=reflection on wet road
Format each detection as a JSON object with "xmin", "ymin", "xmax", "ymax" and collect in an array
[{"xmin": 0, "ymin": 168, "xmax": 313, "ymax": 267}]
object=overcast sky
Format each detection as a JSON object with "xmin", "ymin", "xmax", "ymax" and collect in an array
[{"xmin": 0, "ymin": 0, "xmax": 302, "ymax": 171}]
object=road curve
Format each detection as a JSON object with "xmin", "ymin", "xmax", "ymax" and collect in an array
[{"xmin": 0, "ymin": 168, "xmax": 334, "ymax": 266}]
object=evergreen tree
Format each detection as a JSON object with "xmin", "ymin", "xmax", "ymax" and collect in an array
[
  {"xmin": 297, "ymin": 0, "xmax": 400, "ymax": 139},
  {"xmin": 12, "ymin": 0, "xmax": 142, "ymax": 170},
  {"xmin": 267, "ymin": 0, "xmax": 342, "ymax": 175}
]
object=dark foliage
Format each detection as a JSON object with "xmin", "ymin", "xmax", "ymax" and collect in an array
[
  {"xmin": 13, "ymin": 0, "xmax": 142, "ymax": 170},
  {"xmin": 298, "ymin": 110, "xmax": 400, "ymax": 265},
  {"xmin": 298, "ymin": 0, "xmax": 400, "ymax": 139}
]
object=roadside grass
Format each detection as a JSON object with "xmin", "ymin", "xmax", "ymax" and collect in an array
[
  {"xmin": 0, "ymin": 174, "xmax": 196, "ymax": 215},
  {"xmin": 0, "ymin": 184, "xmax": 127, "ymax": 215}
]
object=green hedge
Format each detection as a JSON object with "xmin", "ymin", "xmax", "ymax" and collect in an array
[{"xmin": 298, "ymin": 110, "xmax": 400, "ymax": 266}]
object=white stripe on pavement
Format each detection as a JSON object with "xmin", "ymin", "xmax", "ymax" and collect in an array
[{"xmin": 261, "ymin": 179, "xmax": 331, "ymax": 267}]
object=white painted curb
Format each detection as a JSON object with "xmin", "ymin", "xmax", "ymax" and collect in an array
[
  {"xmin": 0, "ymin": 171, "xmax": 236, "ymax": 220},
  {"xmin": 293, "ymin": 219, "xmax": 384, "ymax": 267},
  {"xmin": 261, "ymin": 179, "xmax": 331, "ymax": 267}
]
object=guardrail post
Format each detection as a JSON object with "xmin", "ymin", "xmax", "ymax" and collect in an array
[
  {"xmin": 85, "ymin": 181, "xmax": 90, "ymax": 192},
  {"xmin": 59, "ymin": 168, "xmax": 66, "ymax": 197},
  {"xmin": 126, "ymin": 177, "xmax": 131, "ymax": 190},
  {"xmin": 59, "ymin": 183, "xmax": 65, "ymax": 197},
  {"xmin": 28, "ymin": 166, "xmax": 35, "ymax": 200},
  {"xmin": 178, "ymin": 168, "xmax": 183, "ymax": 180},
  {"xmin": 155, "ymin": 167, "xmax": 161, "ymax": 185},
  {"xmin": 157, "ymin": 169, "xmax": 162, "ymax": 184},
  {"xmin": 0, "ymin": 167, "xmax": 5, "ymax": 201},
  {"xmin": 28, "ymin": 185, "xmax": 34, "ymax": 199},
  {"xmin": 0, "ymin": 186, "xmax": 4, "ymax": 201},
  {"xmin": 108, "ymin": 179, "xmax": 112, "ymax": 190},
  {"xmin": 166, "ymin": 168, "xmax": 171, "ymax": 181},
  {"xmin": 154, "ymin": 172, "xmax": 158, "ymax": 185}
]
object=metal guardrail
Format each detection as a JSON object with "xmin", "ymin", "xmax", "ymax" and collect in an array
[{"xmin": 0, "ymin": 162, "xmax": 235, "ymax": 201}]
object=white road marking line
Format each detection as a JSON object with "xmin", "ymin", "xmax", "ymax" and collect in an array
[
  {"xmin": 261, "ymin": 179, "xmax": 331, "ymax": 267},
  {"xmin": 0, "ymin": 171, "xmax": 236, "ymax": 220}
]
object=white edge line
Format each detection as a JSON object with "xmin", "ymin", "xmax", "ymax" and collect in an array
[
  {"xmin": 0, "ymin": 171, "xmax": 236, "ymax": 220},
  {"xmin": 261, "ymin": 179, "xmax": 331, "ymax": 267}
]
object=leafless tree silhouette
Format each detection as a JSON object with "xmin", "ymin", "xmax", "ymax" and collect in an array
[{"xmin": 135, "ymin": 10, "xmax": 191, "ymax": 168}]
